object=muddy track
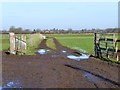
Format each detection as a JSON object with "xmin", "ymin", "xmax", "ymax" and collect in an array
[
  {"xmin": 37, "ymin": 38, "xmax": 79, "ymax": 56},
  {"xmin": 1, "ymin": 38, "xmax": 120, "ymax": 88},
  {"xmin": 38, "ymin": 39, "xmax": 53, "ymax": 50},
  {"xmin": 53, "ymin": 38, "xmax": 71, "ymax": 51}
]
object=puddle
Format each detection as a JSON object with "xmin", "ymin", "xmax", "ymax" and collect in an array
[
  {"xmin": 38, "ymin": 49, "xmax": 46, "ymax": 54},
  {"xmin": 38, "ymin": 49, "xmax": 50, "ymax": 54},
  {"xmin": 64, "ymin": 64, "xmax": 119, "ymax": 88},
  {"xmin": 51, "ymin": 55, "xmax": 60, "ymax": 58},
  {"xmin": 83, "ymin": 71, "xmax": 119, "ymax": 88},
  {"xmin": 0, "ymin": 74, "xmax": 2, "ymax": 90},
  {"xmin": 2, "ymin": 80, "xmax": 22, "ymax": 88},
  {"xmin": 62, "ymin": 50, "xmax": 67, "ymax": 53},
  {"xmin": 84, "ymin": 72, "xmax": 101, "ymax": 88},
  {"xmin": 47, "ymin": 50, "xmax": 50, "ymax": 52},
  {"xmin": 0, "ymin": 86, "xmax": 2, "ymax": 90},
  {"xmin": 67, "ymin": 54, "xmax": 90, "ymax": 61}
]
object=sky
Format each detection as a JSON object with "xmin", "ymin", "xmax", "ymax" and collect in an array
[{"xmin": 1, "ymin": 2, "xmax": 118, "ymax": 30}]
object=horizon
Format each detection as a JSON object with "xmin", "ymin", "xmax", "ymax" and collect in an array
[{"xmin": 1, "ymin": 2, "xmax": 118, "ymax": 30}]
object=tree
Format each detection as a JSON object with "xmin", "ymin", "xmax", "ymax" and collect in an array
[
  {"xmin": 9, "ymin": 26, "xmax": 23, "ymax": 33},
  {"xmin": 68, "ymin": 28, "xmax": 73, "ymax": 33},
  {"xmin": 9, "ymin": 26, "xmax": 16, "ymax": 32}
]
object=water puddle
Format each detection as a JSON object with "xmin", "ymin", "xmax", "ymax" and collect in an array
[
  {"xmin": 84, "ymin": 72, "xmax": 99, "ymax": 82},
  {"xmin": 38, "ymin": 49, "xmax": 50, "ymax": 54},
  {"xmin": 2, "ymin": 79, "xmax": 22, "ymax": 89},
  {"xmin": 65, "ymin": 64, "xmax": 119, "ymax": 88},
  {"xmin": 0, "ymin": 85, "xmax": 1, "ymax": 89},
  {"xmin": 51, "ymin": 55, "xmax": 60, "ymax": 58},
  {"xmin": 0, "ymin": 74, "xmax": 2, "ymax": 90},
  {"xmin": 67, "ymin": 54, "xmax": 90, "ymax": 61},
  {"xmin": 83, "ymin": 71, "xmax": 119, "ymax": 88},
  {"xmin": 62, "ymin": 50, "xmax": 67, "ymax": 53},
  {"xmin": 84, "ymin": 72, "xmax": 101, "ymax": 88}
]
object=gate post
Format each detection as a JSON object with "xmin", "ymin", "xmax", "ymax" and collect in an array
[
  {"xmin": 94, "ymin": 33, "xmax": 97, "ymax": 57},
  {"xmin": 9, "ymin": 32, "xmax": 16, "ymax": 54},
  {"xmin": 23, "ymin": 35, "xmax": 26, "ymax": 50},
  {"xmin": 117, "ymin": 53, "xmax": 119, "ymax": 61},
  {"xmin": 21, "ymin": 35, "xmax": 27, "ymax": 54}
]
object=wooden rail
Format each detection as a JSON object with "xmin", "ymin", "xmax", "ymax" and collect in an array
[
  {"xmin": 94, "ymin": 32, "xmax": 120, "ymax": 61},
  {"xmin": 9, "ymin": 32, "xmax": 27, "ymax": 55}
]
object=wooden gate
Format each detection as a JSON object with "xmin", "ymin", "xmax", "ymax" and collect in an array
[
  {"xmin": 94, "ymin": 32, "xmax": 120, "ymax": 61},
  {"xmin": 9, "ymin": 32, "xmax": 26, "ymax": 55}
]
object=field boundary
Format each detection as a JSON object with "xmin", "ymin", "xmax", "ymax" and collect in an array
[
  {"xmin": 94, "ymin": 32, "xmax": 120, "ymax": 61},
  {"xmin": 9, "ymin": 32, "xmax": 27, "ymax": 55}
]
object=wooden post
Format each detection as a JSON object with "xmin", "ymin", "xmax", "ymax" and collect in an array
[
  {"xmin": 117, "ymin": 53, "xmax": 119, "ymax": 61},
  {"xmin": 18, "ymin": 36, "xmax": 21, "ymax": 51},
  {"xmin": 21, "ymin": 35, "xmax": 26, "ymax": 54},
  {"xmin": 23, "ymin": 35, "xmax": 26, "ymax": 50},
  {"xmin": 15, "ymin": 36, "xmax": 18, "ymax": 53},
  {"xmin": 9, "ymin": 32, "xmax": 16, "ymax": 54},
  {"xmin": 94, "ymin": 33, "xmax": 97, "ymax": 57},
  {"xmin": 116, "ymin": 46, "xmax": 120, "ymax": 61},
  {"xmin": 21, "ymin": 35, "xmax": 23, "ymax": 53}
]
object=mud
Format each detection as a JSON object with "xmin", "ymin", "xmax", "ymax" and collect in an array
[{"xmin": 1, "ymin": 38, "xmax": 120, "ymax": 88}]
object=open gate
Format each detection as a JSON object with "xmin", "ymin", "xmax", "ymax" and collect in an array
[
  {"xmin": 94, "ymin": 32, "xmax": 120, "ymax": 61},
  {"xmin": 9, "ymin": 32, "xmax": 27, "ymax": 55}
]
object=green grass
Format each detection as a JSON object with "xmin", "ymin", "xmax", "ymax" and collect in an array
[
  {"xmin": 26, "ymin": 33, "xmax": 43, "ymax": 55},
  {"xmin": 46, "ymin": 38, "xmax": 56, "ymax": 50},
  {"xmin": 57, "ymin": 37, "xmax": 93, "ymax": 53},
  {"xmin": 46, "ymin": 33, "xmax": 120, "ymax": 54},
  {"xmin": 0, "ymin": 33, "xmax": 43, "ymax": 55},
  {"xmin": 46, "ymin": 34, "xmax": 94, "ymax": 54},
  {"xmin": 0, "ymin": 34, "xmax": 9, "ymax": 51},
  {"xmin": 92, "ymin": 57, "xmax": 120, "ymax": 64},
  {"xmin": 1, "ymin": 33, "xmax": 120, "ymax": 58},
  {"xmin": 46, "ymin": 33, "xmax": 120, "ymax": 62}
]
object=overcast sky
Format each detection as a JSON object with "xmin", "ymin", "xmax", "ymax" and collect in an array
[{"xmin": 1, "ymin": 2, "xmax": 118, "ymax": 30}]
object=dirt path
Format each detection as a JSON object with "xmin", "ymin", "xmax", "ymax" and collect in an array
[{"xmin": 2, "ymin": 38, "xmax": 120, "ymax": 88}]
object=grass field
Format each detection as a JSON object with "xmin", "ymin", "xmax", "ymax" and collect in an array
[
  {"xmin": 46, "ymin": 34, "xmax": 94, "ymax": 54},
  {"xmin": 46, "ymin": 33, "xmax": 120, "ymax": 63},
  {"xmin": 0, "ymin": 33, "xmax": 120, "ymax": 63},
  {"xmin": 0, "ymin": 34, "xmax": 43, "ymax": 55},
  {"xmin": 0, "ymin": 33, "xmax": 94, "ymax": 54},
  {"xmin": 26, "ymin": 34, "xmax": 43, "ymax": 55},
  {"xmin": 0, "ymin": 34, "xmax": 9, "ymax": 51},
  {"xmin": 1, "ymin": 33, "xmax": 120, "ymax": 57}
]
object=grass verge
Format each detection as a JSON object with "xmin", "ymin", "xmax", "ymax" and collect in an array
[
  {"xmin": 26, "ymin": 33, "xmax": 43, "ymax": 55},
  {"xmin": 92, "ymin": 57, "xmax": 120, "ymax": 64},
  {"xmin": 46, "ymin": 38, "xmax": 56, "ymax": 50},
  {"xmin": 0, "ymin": 34, "xmax": 9, "ymax": 51},
  {"xmin": 0, "ymin": 33, "xmax": 43, "ymax": 55}
]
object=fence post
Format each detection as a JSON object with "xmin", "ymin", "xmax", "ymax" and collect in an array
[
  {"xmin": 9, "ymin": 32, "xmax": 16, "ymax": 54},
  {"xmin": 15, "ymin": 36, "xmax": 18, "ymax": 54},
  {"xmin": 94, "ymin": 33, "xmax": 97, "ymax": 57},
  {"xmin": 116, "ymin": 46, "xmax": 120, "ymax": 61},
  {"xmin": 117, "ymin": 53, "xmax": 119, "ymax": 61},
  {"xmin": 23, "ymin": 35, "xmax": 26, "ymax": 50},
  {"xmin": 21, "ymin": 35, "xmax": 26, "ymax": 54}
]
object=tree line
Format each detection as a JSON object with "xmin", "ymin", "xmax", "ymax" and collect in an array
[{"xmin": 0, "ymin": 26, "xmax": 120, "ymax": 34}]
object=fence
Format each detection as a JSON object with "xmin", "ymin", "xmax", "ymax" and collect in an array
[
  {"xmin": 94, "ymin": 32, "xmax": 120, "ymax": 61},
  {"xmin": 9, "ymin": 32, "xmax": 27, "ymax": 55}
]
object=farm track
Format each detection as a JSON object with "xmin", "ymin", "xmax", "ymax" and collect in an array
[{"xmin": 1, "ymin": 38, "xmax": 120, "ymax": 88}]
